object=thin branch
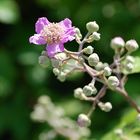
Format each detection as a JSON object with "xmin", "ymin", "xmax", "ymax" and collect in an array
[
  {"xmin": 78, "ymin": 32, "xmax": 90, "ymax": 52},
  {"xmin": 87, "ymin": 85, "xmax": 107, "ymax": 117}
]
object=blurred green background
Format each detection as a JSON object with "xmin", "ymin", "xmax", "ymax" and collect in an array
[{"xmin": 0, "ymin": 0, "xmax": 140, "ymax": 140}]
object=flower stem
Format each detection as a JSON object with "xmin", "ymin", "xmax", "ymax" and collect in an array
[
  {"xmin": 78, "ymin": 32, "xmax": 90, "ymax": 52},
  {"xmin": 87, "ymin": 85, "xmax": 107, "ymax": 117}
]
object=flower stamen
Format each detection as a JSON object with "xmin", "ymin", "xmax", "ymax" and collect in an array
[{"xmin": 41, "ymin": 23, "xmax": 65, "ymax": 44}]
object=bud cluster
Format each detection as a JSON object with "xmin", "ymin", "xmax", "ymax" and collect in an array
[
  {"xmin": 111, "ymin": 37, "xmax": 139, "ymax": 54},
  {"xmin": 121, "ymin": 55, "xmax": 135, "ymax": 73},
  {"xmin": 98, "ymin": 102, "xmax": 112, "ymax": 112},
  {"xmin": 74, "ymin": 81, "xmax": 97, "ymax": 100},
  {"xmin": 86, "ymin": 21, "xmax": 100, "ymax": 43}
]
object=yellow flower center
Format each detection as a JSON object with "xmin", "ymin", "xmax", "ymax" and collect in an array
[{"xmin": 41, "ymin": 23, "xmax": 65, "ymax": 44}]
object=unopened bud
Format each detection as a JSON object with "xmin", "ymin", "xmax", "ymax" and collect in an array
[
  {"xmin": 92, "ymin": 32, "xmax": 100, "ymax": 41},
  {"xmin": 75, "ymin": 27, "xmax": 82, "ymax": 39},
  {"xmin": 98, "ymin": 102, "xmax": 112, "ymax": 112},
  {"xmin": 125, "ymin": 39, "xmax": 139, "ymax": 52},
  {"xmin": 108, "ymin": 76, "xmax": 119, "ymax": 89},
  {"xmin": 125, "ymin": 62, "xmax": 134, "ymax": 72},
  {"xmin": 88, "ymin": 83, "xmax": 97, "ymax": 95},
  {"xmin": 74, "ymin": 88, "xmax": 86, "ymax": 100},
  {"xmin": 55, "ymin": 52, "xmax": 67, "ymax": 61},
  {"xmin": 84, "ymin": 46, "xmax": 94, "ymax": 54},
  {"xmin": 77, "ymin": 114, "xmax": 91, "ymax": 127},
  {"xmin": 41, "ymin": 51, "xmax": 47, "ymax": 56},
  {"xmin": 79, "ymin": 56, "xmax": 85, "ymax": 63},
  {"xmin": 39, "ymin": 56, "xmax": 50, "ymax": 68},
  {"xmin": 51, "ymin": 59, "xmax": 61, "ymax": 68},
  {"xmin": 88, "ymin": 53, "xmax": 99, "ymax": 66},
  {"xmin": 104, "ymin": 102, "xmax": 112, "ymax": 112},
  {"xmin": 126, "ymin": 56, "xmax": 135, "ymax": 63},
  {"xmin": 95, "ymin": 62, "xmax": 104, "ymax": 71},
  {"xmin": 92, "ymin": 87, "xmax": 97, "ymax": 95},
  {"xmin": 83, "ymin": 85, "xmax": 93, "ymax": 96},
  {"xmin": 86, "ymin": 21, "xmax": 99, "ymax": 33},
  {"xmin": 104, "ymin": 66, "xmax": 112, "ymax": 76},
  {"xmin": 57, "ymin": 72, "xmax": 66, "ymax": 82},
  {"xmin": 111, "ymin": 37, "xmax": 125, "ymax": 49},
  {"xmin": 53, "ymin": 68, "xmax": 60, "ymax": 76},
  {"xmin": 103, "ymin": 63, "xmax": 109, "ymax": 68}
]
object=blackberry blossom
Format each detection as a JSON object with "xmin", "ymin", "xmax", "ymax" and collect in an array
[{"xmin": 29, "ymin": 17, "xmax": 75, "ymax": 57}]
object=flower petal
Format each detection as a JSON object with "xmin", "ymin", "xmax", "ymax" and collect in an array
[
  {"xmin": 29, "ymin": 34, "xmax": 46, "ymax": 45},
  {"xmin": 46, "ymin": 43, "xmax": 64, "ymax": 57},
  {"xmin": 58, "ymin": 18, "xmax": 75, "ymax": 43},
  {"xmin": 35, "ymin": 17, "xmax": 50, "ymax": 34},
  {"xmin": 60, "ymin": 18, "xmax": 72, "ymax": 28}
]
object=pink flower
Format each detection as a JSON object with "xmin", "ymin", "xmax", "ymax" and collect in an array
[{"xmin": 29, "ymin": 17, "xmax": 75, "ymax": 57}]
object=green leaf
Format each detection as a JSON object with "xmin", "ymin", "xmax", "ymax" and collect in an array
[
  {"xmin": 119, "ymin": 110, "xmax": 137, "ymax": 127},
  {"xmin": 101, "ymin": 109, "xmax": 140, "ymax": 140},
  {"xmin": 0, "ymin": 0, "xmax": 20, "ymax": 24}
]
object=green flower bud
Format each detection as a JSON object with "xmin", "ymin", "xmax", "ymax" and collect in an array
[
  {"xmin": 125, "ymin": 56, "xmax": 135, "ymax": 63},
  {"xmin": 95, "ymin": 62, "xmax": 104, "ymax": 71},
  {"xmin": 103, "ymin": 63, "xmax": 109, "ymax": 68},
  {"xmin": 86, "ymin": 21, "xmax": 99, "ymax": 33},
  {"xmin": 108, "ymin": 76, "xmax": 119, "ymax": 89},
  {"xmin": 74, "ymin": 88, "xmax": 86, "ymax": 100},
  {"xmin": 88, "ymin": 83, "xmax": 97, "ymax": 95},
  {"xmin": 125, "ymin": 62, "xmax": 134, "ymax": 72},
  {"xmin": 98, "ymin": 102, "xmax": 112, "ymax": 112},
  {"xmin": 83, "ymin": 46, "xmax": 94, "ymax": 54},
  {"xmin": 83, "ymin": 84, "xmax": 97, "ymax": 96},
  {"xmin": 88, "ymin": 53, "xmax": 99, "ymax": 67},
  {"xmin": 41, "ymin": 51, "xmax": 47, "ymax": 56},
  {"xmin": 79, "ymin": 56, "xmax": 85, "ymax": 63},
  {"xmin": 75, "ymin": 27, "xmax": 82, "ymax": 39},
  {"xmin": 38, "ymin": 55, "xmax": 50, "ymax": 68},
  {"xmin": 92, "ymin": 32, "xmax": 100, "ymax": 41},
  {"xmin": 55, "ymin": 52, "xmax": 67, "ymax": 61},
  {"xmin": 92, "ymin": 87, "xmax": 97, "ymax": 95},
  {"xmin": 111, "ymin": 37, "xmax": 125, "ymax": 49},
  {"xmin": 53, "ymin": 68, "xmax": 60, "ymax": 76},
  {"xmin": 104, "ymin": 66, "xmax": 112, "ymax": 76},
  {"xmin": 57, "ymin": 72, "xmax": 66, "ymax": 82},
  {"xmin": 83, "ymin": 85, "xmax": 93, "ymax": 96},
  {"xmin": 125, "ymin": 39, "xmax": 139, "ymax": 52},
  {"xmin": 77, "ymin": 114, "xmax": 91, "ymax": 127},
  {"xmin": 104, "ymin": 102, "xmax": 112, "ymax": 112},
  {"xmin": 51, "ymin": 58, "xmax": 61, "ymax": 68}
]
